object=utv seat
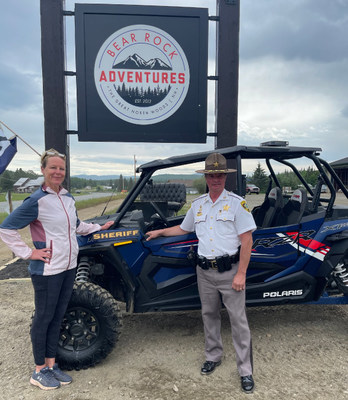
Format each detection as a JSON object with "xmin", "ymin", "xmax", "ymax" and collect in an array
[
  {"xmin": 140, "ymin": 183, "xmax": 186, "ymax": 216},
  {"xmin": 253, "ymin": 187, "xmax": 283, "ymax": 228},
  {"xmin": 275, "ymin": 188, "xmax": 308, "ymax": 226}
]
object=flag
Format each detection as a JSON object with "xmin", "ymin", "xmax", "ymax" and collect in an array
[{"xmin": 0, "ymin": 136, "xmax": 17, "ymax": 174}]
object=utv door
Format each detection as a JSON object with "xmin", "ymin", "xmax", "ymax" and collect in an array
[{"xmin": 135, "ymin": 233, "xmax": 201, "ymax": 312}]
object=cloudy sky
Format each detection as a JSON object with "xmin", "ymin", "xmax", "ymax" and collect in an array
[{"xmin": 1, "ymin": 0, "xmax": 348, "ymax": 177}]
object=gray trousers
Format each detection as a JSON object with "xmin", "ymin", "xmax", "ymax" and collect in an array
[{"xmin": 197, "ymin": 263, "xmax": 253, "ymax": 376}]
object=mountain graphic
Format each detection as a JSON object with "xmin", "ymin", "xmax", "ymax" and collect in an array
[{"xmin": 113, "ymin": 53, "xmax": 172, "ymax": 70}]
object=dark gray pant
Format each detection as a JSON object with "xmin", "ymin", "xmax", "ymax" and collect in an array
[
  {"xmin": 197, "ymin": 263, "xmax": 253, "ymax": 376},
  {"xmin": 31, "ymin": 268, "xmax": 76, "ymax": 365}
]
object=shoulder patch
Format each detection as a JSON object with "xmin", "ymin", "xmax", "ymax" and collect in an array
[{"xmin": 241, "ymin": 200, "xmax": 251, "ymax": 213}]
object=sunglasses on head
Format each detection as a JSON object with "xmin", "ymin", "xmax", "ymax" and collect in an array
[{"xmin": 43, "ymin": 150, "xmax": 66, "ymax": 159}]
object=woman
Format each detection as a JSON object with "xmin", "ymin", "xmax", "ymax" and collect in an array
[{"xmin": 0, "ymin": 149, "xmax": 114, "ymax": 390}]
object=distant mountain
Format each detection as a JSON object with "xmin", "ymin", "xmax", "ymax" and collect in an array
[
  {"xmin": 72, "ymin": 174, "xmax": 199, "ymax": 181},
  {"xmin": 72, "ymin": 175, "xmax": 121, "ymax": 181},
  {"xmin": 152, "ymin": 174, "xmax": 199, "ymax": 182},
  {"xmin": 113, "ymin": 53, "xmax": 171, "ymax": 70}
]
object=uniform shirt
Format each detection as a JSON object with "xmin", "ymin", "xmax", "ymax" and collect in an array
[
  {"xmin": 180, "ymin": 189, "xmax": 256, "ymax": 259},
  {"xmin": 0, "ymin": 185, "xmax": 101, "ymax": 276}
]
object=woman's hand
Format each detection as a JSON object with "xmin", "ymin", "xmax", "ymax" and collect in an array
[
  {"xmin": 145, "ymin": 230, "xmax": 162, "ymax": 241},
  {"xmin": 30, "ymin": 248, "xmax": 51, "ymax": 263},
  {"xmin": 100, "ymin": 221, "xmax": 114, "ymax": 230}
]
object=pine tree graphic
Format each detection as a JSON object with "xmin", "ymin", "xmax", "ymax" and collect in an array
[{"xmin": 115, "ymin": 84, "xmax": 171, "ymax": 107}]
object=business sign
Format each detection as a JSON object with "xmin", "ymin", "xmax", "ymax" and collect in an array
[
  {"xmin": 94, "ymin": 24, "xmax": 190, "ymax": 125},
  {"xmin": 75, "ymin": 5, "xmax": 208, "ymax": 143}
]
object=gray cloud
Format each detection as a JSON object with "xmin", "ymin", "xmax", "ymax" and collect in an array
[
  {"xmin": 0, "ymin": 64, "xmax": 42, "ymax": 110},
  {"xmin": 1, "ymin": 0, "xmax": 348, "ymax": 174},
  {"xmin": 341, "ymin": 105, "xmax": 348, "ymax": 118},
  {"xmin": 240, "ymin": 0, "xmax": 348, "ymax": 62},
  {"xmin": 1, "ymin": 1, "xmax": 41, "ymax": 70}
]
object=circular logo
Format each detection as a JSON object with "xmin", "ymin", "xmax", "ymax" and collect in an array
[{"xmin": 94, "ymin": 24, "xmax": 190, "ymax": 125}]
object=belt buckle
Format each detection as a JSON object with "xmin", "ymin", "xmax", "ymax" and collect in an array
[{"xmin": 210, "ymin": 259, "xmax": 218, "ymax": 270}]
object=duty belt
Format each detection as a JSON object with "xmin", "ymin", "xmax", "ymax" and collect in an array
[{"xmin": 197, "ymin": 252, "xmax": 240, "ymax": 272}]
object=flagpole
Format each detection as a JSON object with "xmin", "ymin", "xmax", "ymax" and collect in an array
[{"xmin": 0, "ymin": 120, "xmax": 41, "ymax": 156}]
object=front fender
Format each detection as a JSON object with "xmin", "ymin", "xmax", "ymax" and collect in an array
[{"xmin": 79, "ymin": 243, "xmax": 137, "ymax": 313}]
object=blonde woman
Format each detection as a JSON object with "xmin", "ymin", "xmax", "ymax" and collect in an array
[{"xmin": 0, "ymin": 149, "xmax": 113, "ymax": 390}]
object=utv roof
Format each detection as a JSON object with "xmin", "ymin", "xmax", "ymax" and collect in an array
[{"xmin": 137, "ymin": 143, "xmax": 322, "ymax": 173}]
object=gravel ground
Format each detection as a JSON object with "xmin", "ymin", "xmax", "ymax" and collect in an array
[
  {"xmin": 0, "ymin": 279, "xmax": 347, "ymax": 400},
  {"xmin": 0, "ymin": 194, "xmax": 347, "ymax": 399}
]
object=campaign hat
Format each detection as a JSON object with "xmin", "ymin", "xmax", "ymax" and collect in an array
[{"xmin": 196, "ymin": 153, "xmax": 236, "ymax": 174}]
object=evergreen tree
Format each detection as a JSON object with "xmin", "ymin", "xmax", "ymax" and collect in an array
[
  {"xmin": 126, "ymin": 177, "xmax": 134, "ymax": 190},
  {"xmin": 0, "ymin": 170, "xmax": 15, "ymax": 192},
  {"xmin": 118, "ymin": 174, "xmax": 124, "ymax": 191},
  {"xmin": 250, "ymin": 163, "xmax": 269, "ymax": 192}
]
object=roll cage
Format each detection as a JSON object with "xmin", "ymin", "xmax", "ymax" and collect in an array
[{"xmin": 112, "ymin": 142, "xmax": 348, "ymax": 229}]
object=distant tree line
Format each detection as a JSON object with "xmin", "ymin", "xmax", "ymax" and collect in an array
[
  {"xmin": 191, "ymin": 164, "xmax": 320, "ymax": 195},
  {"xmin": 0, "ymin": 169, "xmax": 135, "ymax": 193},
  {"xmin": 1, "ymin": 165, "xmax": 320, "ymax": 195},
  {"xmin": 71, "ymin": 175, "xmax": 134, "ymax": 192},
  {"xmin": 249, "ymin": 163, "xmax": 320, "ymax": 193}
]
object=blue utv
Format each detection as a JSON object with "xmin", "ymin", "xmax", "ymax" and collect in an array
[{"xmin": 57, "ymin": 142, "xmax": 348, "ymax": 370}]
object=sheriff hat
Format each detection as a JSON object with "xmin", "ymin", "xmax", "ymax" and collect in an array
[{"xmin": 196, "ymin": 153, "xmax": 236, "ymax": 174}]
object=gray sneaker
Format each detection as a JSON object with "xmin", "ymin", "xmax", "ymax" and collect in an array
[
  {"xmin": 30, "ymin": 367, "xmax": 61, "ymax": 390},
  {"xmin": 50, "ymin": 363, "xmax": 72, "ymax": 385}
]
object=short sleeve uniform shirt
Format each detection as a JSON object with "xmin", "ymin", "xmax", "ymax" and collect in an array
[{"xmin": 180, "ymin": 189, "xmax": 256, "ymax": 259}]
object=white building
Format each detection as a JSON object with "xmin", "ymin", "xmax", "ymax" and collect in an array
[{"xmin": 13, "ymin": 177, "xmax": 44, "ymax": 193}]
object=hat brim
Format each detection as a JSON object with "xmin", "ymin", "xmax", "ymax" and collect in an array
[{"xmin": 195, "ymin": 168, "xmax": 237, "ymax": 174}]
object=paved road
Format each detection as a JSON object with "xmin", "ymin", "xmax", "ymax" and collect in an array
[{"xmin": 0, "ymin": 192, "xmax": 113, "ymax": 213}]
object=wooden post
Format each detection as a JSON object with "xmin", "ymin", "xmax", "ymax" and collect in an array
[
  {"xmin": 6, "ymin": 190, "xmax": 15, "ymax": 258},
  {"xmin": 6, "ymin": 190, "xmax": 13, "ymax": 214},
  {"xmin": 215, "ymin": 0, "xmax": 240, "ymax": 190},
  {"xmin": 40, "ymin": 0, "xmax": 70, "ymax": 189}
]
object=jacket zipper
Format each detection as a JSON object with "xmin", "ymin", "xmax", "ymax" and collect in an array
[{"xmin": 58, "ymin": 194, "xmax": 72, "ymax": 269}]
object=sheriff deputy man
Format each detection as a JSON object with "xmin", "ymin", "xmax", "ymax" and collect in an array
[{"xmin": 146, "ymin": 152, "xmax": 256, "ymax": 394}]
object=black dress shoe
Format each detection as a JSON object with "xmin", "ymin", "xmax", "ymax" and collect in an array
[
  {"xmin": 241, "ymin": 375, "xmax": 254, "ymax": 393},
  {"xmin": 200, "ymin": 360, "xmax": 221, "ymax": 375}
]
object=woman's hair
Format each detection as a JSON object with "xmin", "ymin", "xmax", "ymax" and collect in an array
[{"xmin": 41, "ymin": 148, "xmax": 66, "ymax": 168}]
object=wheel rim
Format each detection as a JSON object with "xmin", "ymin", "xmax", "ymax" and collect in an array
[{"xmin": 59, "ymin": 306, "xmax": 100, "ymax": 352}]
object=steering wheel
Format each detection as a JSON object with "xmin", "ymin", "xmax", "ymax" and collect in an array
[{"xmin": 149, "ymin": 201, "xmax": 169, "ymax": 226}]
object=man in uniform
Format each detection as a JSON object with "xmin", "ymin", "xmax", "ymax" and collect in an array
[{"xmin": 146, "ymin": 152, "xmax": 256, "ymax": 393}]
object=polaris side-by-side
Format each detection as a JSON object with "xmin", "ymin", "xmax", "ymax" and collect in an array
[{"xmin": 57, "ymin": 142, "xmax": 348, "ymax": 370}]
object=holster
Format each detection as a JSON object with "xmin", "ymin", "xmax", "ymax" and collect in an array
[
  {"xmin": 216, "ymin": 254, "xmax": 232, "ymax": 273},
  {"xmin": 197, "ymin": 255, "xmax": 209, "ymax": 270},
  {"xmin": 187, "ymin": 246, "xmax": 198, "ymax": 267}
]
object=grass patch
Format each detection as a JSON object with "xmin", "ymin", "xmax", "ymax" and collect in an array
[
  {"xmin": 0, "ymin": 193, "xmax": 29, "ymax": 202},
  {"xmin": 0, "ymin": 212, "xmax": 8, "ymax": 224},
  {"xmin": 75, "ymin": 194, "xmax": 125, "ymax": 210},
  {"xmin": 177, "ymin": 194, "xmax": 197, "ymax": 216},
  {"xmin": 177, "ymin": 203, "xmax": 191, "ymax": 216}
]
